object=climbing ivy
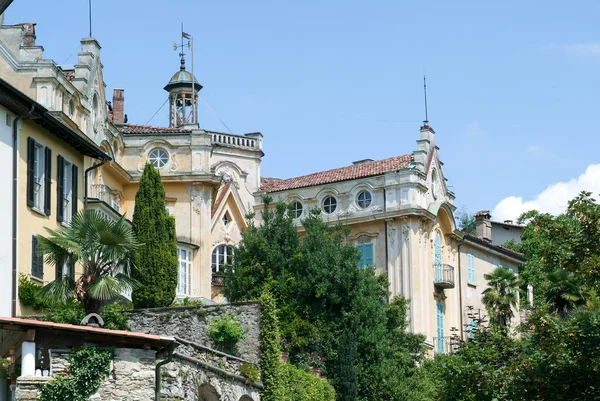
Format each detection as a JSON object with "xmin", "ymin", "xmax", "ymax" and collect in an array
[{"xmin": 40, "ymin": 347, "xmax": 114, "ymax": 401}]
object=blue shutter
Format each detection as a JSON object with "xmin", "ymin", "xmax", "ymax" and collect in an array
[
  {"xmin": 468, "ymin": 319, "xmax": 477, "ymax": 340},
  {"xmin": 467, "ymin": 254, "xmax": 475, "ymax": 285},
  {"xmin": 356, "ymin": 244, "xmax": 373, "ymax": 268},
  {"xmin": 434, "ymin": 235, "xmax": 442, "ymax": 281},
  {"xmin": 436, "ymin": 302, "xmax": 445, "ymax": 353}
]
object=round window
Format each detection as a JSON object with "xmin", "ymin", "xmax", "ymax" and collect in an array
[
  {"xmin": 148, "ymin": 148, "xmax": 169, "ymax": 169},
  {"xmin": 292, "ymin": 201, "xmax": 303, "ymax": 218},
  {"xmin": 357, "ymin": 190, "xmax": 372, "ymax": 209},
  {"xmin": 322, "ymin": 196, "xmax": 337, "ymax": 214}
]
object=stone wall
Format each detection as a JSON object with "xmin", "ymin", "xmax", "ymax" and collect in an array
[
  {"xmin": 160, "ymin": 356, "xmax": 260, "ymax": 401},
  {"xmin": 126, "ymin": 302, "xmax": 261, "ymax": 363},
  {"xmin": 16, "ymin": 348, "xmax": 156, "ymax": 401}
]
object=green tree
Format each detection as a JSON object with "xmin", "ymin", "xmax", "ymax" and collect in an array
[
  {"xmin": 259, "ymin": 287, "xmax": 283, "ymax": 401},
  {"xmin": 455, "ymin": 207, "xmax": 476, "ymax": 235},
  {"xmin": 336, "ymin": 326, "xmax": 358, "ymax": 401},
  {"xmin": 37, "ymin": 210, "xmax": 140, "ymax": 315},
  {"xmin": 224, "ymin": 200, "xmax": 427, "ymax": 400},
  {"xmin": 482, "ymin": 266, "xmax": 521, "ymax": 329},
  {"xmin": 131, "ymin": 163, "xmax": 178, "ymax": 308},
  {"xmin": 545, "ymin": 269, "xmax": 587, "ymax": 317}
]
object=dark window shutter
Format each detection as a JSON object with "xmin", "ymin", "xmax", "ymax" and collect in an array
[
  {"xmin": 31, "ymin": 236, "xmax": 43, "ymax": 279},
  {"xmin": 44, "ymin": 147, "xmax": 52, "ymax": 215},
  {"xmin": 72, "ymin": 164, "xmax": 78, "ymax": 217},
  {"xmin": 69, "ymin": 260, "xmax": 75, "ymax": 279},
  {"xmin": 55, "ymin": 259, "xmax": 62, "ymax": 280},
  {"xmin": 56, "ymin": 155, "xmax": 64, "ymax": 222},
  {"xmin": 26, "ymin": 137, "xmax": 35, "ymax": 207}
]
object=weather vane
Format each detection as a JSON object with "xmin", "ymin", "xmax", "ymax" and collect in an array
[{"xmin": 173, "ymin": 23, "xmax": 192, "ymax": 69}]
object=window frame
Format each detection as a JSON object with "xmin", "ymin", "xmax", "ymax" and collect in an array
[
  {"xmin": 27, "ymin": 137, "xmax": 51, "ymax": 215},
  {"xmin": 177, "ymin": 246, "xmax": 193, "ymax": 296},
  {"xmin": 211, "ymin": 245, "xmax": 234, "ymax": 274},
  {"xmin": 356, "ymin": 190, "xmax": 372, "ymax": 209},
  {"xmin": 322, "ymin": 195, "xmax": 337, "ymax": 214},
  {"xmin": 292, "ymin": 201, "xmax": 303, "ymax": 219},
  {"xmin": 148, "ymin": 148, "xmax": 169, "ymax": 169}
]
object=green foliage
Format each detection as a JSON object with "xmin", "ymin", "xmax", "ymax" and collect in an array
[
  {"xmin": 42, "ymin": 302, "xmax": 130, "ymax": 331},
  {"xmin": 259, "ymin": 287, "xmax": 283, "ymax": 401},
  {"xmin": 40, "ymin": 347, "xmax": 114, "ymax": 401},
  {"xmin": 455, "ymin": 206, "xmax": 476, "ymax": 235},
  {"xmin": 225, "ymin": 198, "xmax": 427, "ymax": 400},
  {"xmin": 239, "ymin": 362, "xmax": 260, "ymax": 382},
  {"xmin": 336, "ymin": 327, "xmax": 357, "ymax": 400},
  {"xmin": 517, "ymin": 191, "xmax": 600, "ymax": 308},
  {"xmin": 208, "ymin": 315, "xmax": 245, "ymax": 354},
  {"xmin": 280, "ymin": 363, "xmax": 336, "ymax": 401},
  {"xmin": 36, "ymin": 210, "xmax": 140, "ymax": 314},
  {"xmin": 482, "ymin": 266, "xmax": 521, "ymax": 329},
  {"xmin": 18, "ymin": 273, "xmax": 48, "ymax": 310},
  {"xmin": 131, "ymin": 163, "xmax": 178, "ymax": 308}
]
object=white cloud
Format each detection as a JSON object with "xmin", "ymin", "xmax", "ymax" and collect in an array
[
  {"xmin": 527, "ymin": 145, "xmax": 569, "ymax": 164},
  {"xmin": 492, "ymin": 164, "xmax": 600, "ymax": 222},
  {"xmin": 543, "ymin": 42, "xmax": 600, "ymax": 57}
]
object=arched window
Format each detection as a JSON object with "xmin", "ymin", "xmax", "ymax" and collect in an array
[
  {"xmin": 434, "ymin": 234, "xmax": 442, "ymax": 282},
  {"xmin": 212, "ymin": 245, "xmax": 234, "ymax": 274}
]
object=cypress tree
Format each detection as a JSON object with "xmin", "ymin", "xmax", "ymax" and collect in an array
[
  {"xmin": 259, "ymin": 287, "xmax": 283, "ymax": 401},
  {"xmin": 131, "ymin": 163, "xmax": 178, "ymax": 308},
  {"xmin": 337, "ymin": 326, "xmax": 358, "ymax": 401}
]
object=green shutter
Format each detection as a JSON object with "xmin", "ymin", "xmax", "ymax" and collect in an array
[
  {"xmin": 71, "ymin": 164, "xmax": 78, "ymax": 217},
  {"xmin": 26, "ymin": 137, "xmax": 35, "ymax": 207},
  {"xmin": 56, "ymin": 155, "xmax": 64, "ymax": 222},
  {"xmin": 467, "ymin": 254, "xmax": 475, "ymax": 284},
  {"xmin": 356, "ymin": 243, "xmax": 373, "ymax": 268},
  {"xmin": 44, "ymin": 147, "xmax": 52, "ymax": 215}
]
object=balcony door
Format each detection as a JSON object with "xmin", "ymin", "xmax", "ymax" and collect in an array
[
  {"xmin": 434, "ymin": 234, "xmax": 442, "ymax": 282},
  {"xmin": 436, "ymin": 301, "xmax": 445, "ymax": 353}
]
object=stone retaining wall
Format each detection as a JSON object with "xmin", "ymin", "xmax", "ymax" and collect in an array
[
  {"xmin": 126, "ymin": 302, "xmax": 261, "ymax": 363},
  {"xmin": 16, "ymin": 348, "xmax": 156, "ymax": 401}
]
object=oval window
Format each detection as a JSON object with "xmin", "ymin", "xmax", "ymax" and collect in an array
[
  {"xmin": 357, "ymin": 190, "xmax": 372, "ymax": 209},
  {"xmin": 322, "ymin": 196, "xmax": 337, "ymax": 214}
]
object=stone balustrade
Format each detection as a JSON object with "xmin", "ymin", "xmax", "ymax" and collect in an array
[{"xmin": 210, "ymin": 132, "xmax": 262, "ymax": 151}]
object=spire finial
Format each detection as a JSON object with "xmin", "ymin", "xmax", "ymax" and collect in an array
[{"xmin": 423, "ymin": 75, "xmax": 429, "ymax": 126}]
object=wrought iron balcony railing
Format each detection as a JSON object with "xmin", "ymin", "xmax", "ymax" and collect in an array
[
  {"xmin": 433, "ymin": 336, "xmax": 461, "ymax": 354},
  {"xmin": 433, "ymin": 263, "xmax": 455, "ymax": 289}
]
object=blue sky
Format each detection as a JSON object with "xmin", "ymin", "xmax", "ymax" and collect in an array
[{"xmin": 5, "ymin": 0, "xmax": 600, "ymax": 220}]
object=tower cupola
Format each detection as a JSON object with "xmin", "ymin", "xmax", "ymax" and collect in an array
[{"xmin": 164, "ymin": 54, "xmax": 202, "ymax": 128}]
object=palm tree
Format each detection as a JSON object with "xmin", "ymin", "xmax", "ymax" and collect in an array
[
  {"xmin": 545, "ymin": 269, "xmax": 587, "ymax": 318},
  {"xmin": 482, "ymin": 266, "xmax": 522, "ymax": 329},
  {"xmin": 37, "ymin": 210, "xmax": 140, "ymax": 315}
]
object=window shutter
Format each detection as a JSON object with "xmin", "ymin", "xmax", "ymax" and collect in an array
[
  {"xmin": 71, "ymin": 164, "xmax": 78, "ymax": 217},
  {"xmin": 467, "ymin": 254, "xmax": 475, "ymax": 284},
  {"xmin": 44, "ymin": 147, "xmax": 52, "ymax": 215},
  {"xmin": 55, "ymin": 259, "xmax": 63, "ymax": 280},
  {"xmin": 364, "ymin": 243, "xmax": 373, "ymax": 266},
  {"xmin": 31, "ymin": 236, "xmax": 43, "ymax": 279},
  {"xmin": 56, "ymin": 155, "xmax": 64, "ymax": 222},
  {"xmin": 69, "ymin": 260, "xmax": 75, "ymax": 279},
  {"xmin": 26, "ymin": 137, "xmax": 35, "ymax": 207}
]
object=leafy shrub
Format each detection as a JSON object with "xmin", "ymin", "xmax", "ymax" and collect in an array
[
  {"xmin": 280, "ymin": 363, "xmax": 336, "ymax": 401},
  {"xmin": 240, "ymin": 362, "xmax": 260, "ymax": 382},
  {"xmin": 208, "ymin": 315, "xmax": 245, "ymax": 353},
  {"xmin": 43, "ymin": 302, "xmax": 130, "ymax": 331},
  {"xmin": 18, "ymin": 273, "xmax": 48, "ymax": 310},
  {"xmin": 40, "ymin": 347, "xmax": 114, "ymax": 401}
]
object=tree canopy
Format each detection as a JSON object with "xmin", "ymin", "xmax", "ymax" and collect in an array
[{"xmin": 223, "ymin": 197, "xmax": 426, "ymax": 400}]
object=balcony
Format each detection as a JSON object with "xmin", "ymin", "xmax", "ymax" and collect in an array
[
  {"xmin": 87, "ymin": 184, "xmax": 124, "ymax": 222},
  {"xmin": 433, "ymin": 336, "xmax": 461, "ymax": 354},
  {"xmin": 433, "ymin": 263, "xmax": 455, "ymax": 289},
  {"xmin": 212, "ymin": 274, "xmax": 224, "ymax": 287}
]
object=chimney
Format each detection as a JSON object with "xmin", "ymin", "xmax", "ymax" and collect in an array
[
  {"xmin": 112, "ymin": 88, "xmax": 124, "ymax": 123},
  {"xmin": 20, "ymin": 22, "xmax": 36, "ymax": 46},
  {"xmin": 474, "ymin": 210, "xmax": 492, "ymax": 243}
]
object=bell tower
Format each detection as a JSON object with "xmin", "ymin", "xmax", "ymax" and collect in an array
[{"xmin": 164, "ymin": 53, "xmax": 202, "ymax": 128}]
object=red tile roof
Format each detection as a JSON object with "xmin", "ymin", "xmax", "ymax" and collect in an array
[
  {"xmin": 0, "ymin": 317, "xmax": 175, "ymax": 344},
  {"xmin": 119, "ymin": 124, "xmax": 193, "ymax": 134},
  {"xmin": 260, "ymin": 154, "xmax": 413, "ymax": 193},
  {"xmin": 62, "ymin": 70, "xmax": 75, "ymax": 82}
]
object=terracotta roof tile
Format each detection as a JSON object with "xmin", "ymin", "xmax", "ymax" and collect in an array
[
  {"xmin": 0, "ymin": 317, "xmax": 175, "ymax": 344},
  {"xmin": 260, "ymin": 154, "xmax": 413, "ymax": 193},
  {"xmin": 119, "ymin": 124, "xmax": 193, "ymax": 134}
]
